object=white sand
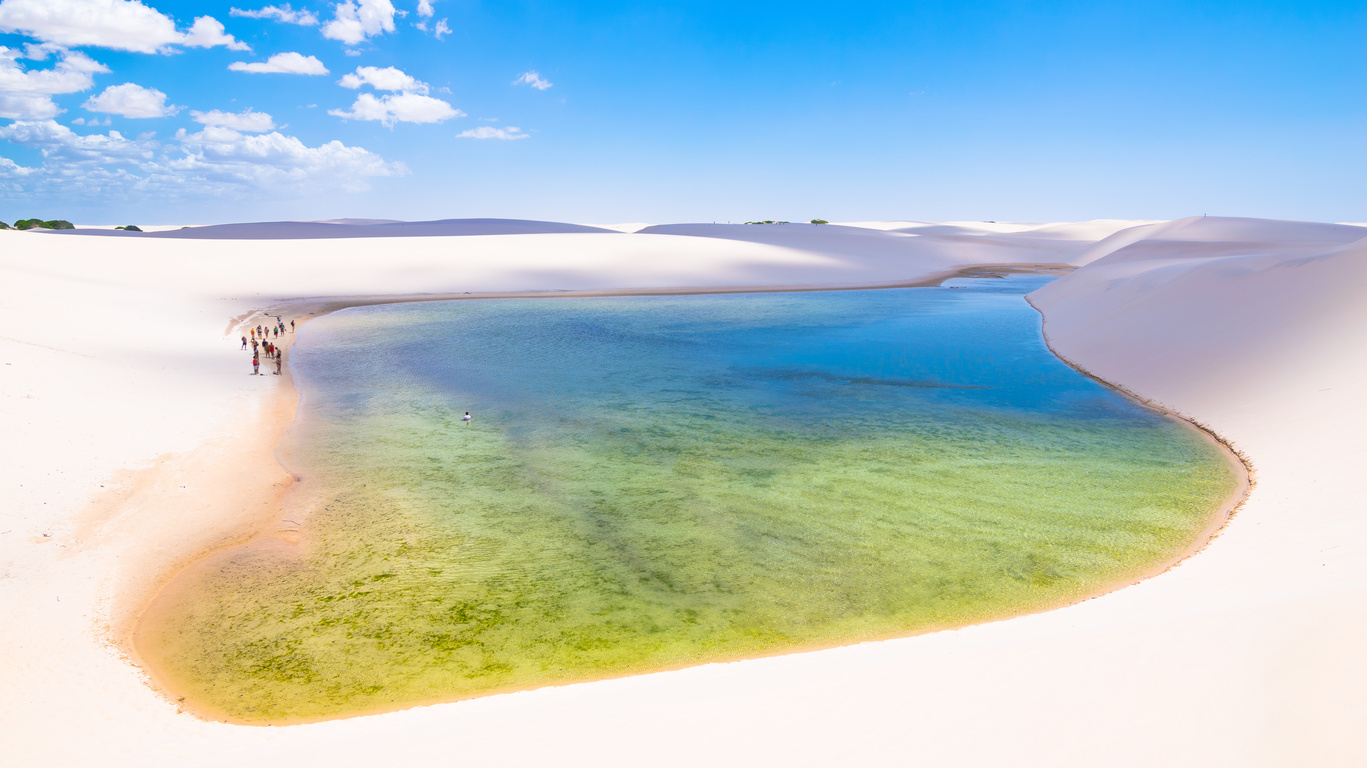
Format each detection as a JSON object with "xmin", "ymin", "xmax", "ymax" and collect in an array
[{"xmin": 1, "ymin": 217, "xmax": 1363, "ymax": 766}]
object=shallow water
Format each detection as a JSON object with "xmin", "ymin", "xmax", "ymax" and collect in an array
[{"xmin": 139, "ymin": 276, "xmax": 1237, "ymax": 722}]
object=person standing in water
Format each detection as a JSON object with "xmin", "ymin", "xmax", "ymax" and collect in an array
[{"xmin": 463, "ymin": 411, "xmax": 471, "ymax": 425}]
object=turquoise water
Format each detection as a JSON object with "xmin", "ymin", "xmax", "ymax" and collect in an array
[{"xmin": 140, "ymin": 275, "xmax": 1237, "ymax": 722}]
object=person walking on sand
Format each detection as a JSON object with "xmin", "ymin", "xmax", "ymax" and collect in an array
[
  {"xmin": 274, "ymin": 355, "xmax": 282, "ymax": 375},
  {"xmin": 290, "ymin": 320, "xmax": 295, "ymax": 332},
  {"xmin": 241, "ymin": 335, "xmax": 247, "ymax": 349},
  {"xmin": 252, "ymin": 356, "xmax": 260, "ymax": 375},
  {"xmin": 463, "ymin": 411, "xmax": 472, "ymax": 425}
]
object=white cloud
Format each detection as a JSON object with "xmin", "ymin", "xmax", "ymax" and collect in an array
[
  {"xmin": 182, "ymin": 16, "xmax": 251, "ymax": 51},
  {"xmin": 0, "ymin": 0, "xmax": 247, "ymax": 54},
  {"xmin": 229, "ymin": 52, "xmax": 328, "ymax": 75},
  {"xmin": 457, "ymin": 125, "xmax": 527, "ymax": 140},
  {"xmin": 337, "ymin": 65, "xmax": 426, "ymax": 93},
  {"xmin": 191, "ymin": 108, "xmax": 275, "ymax": 132},
  {"xmin": 1, "ymin": 153, "xmax": 36, "ymax": 175},
  {"xmin": 0, "ymin": 119, "xmax": 405, "ymax": 197},
  {"xmin": 230, "ymin": 4, "xmax": 319, "ymax": 25},
  {"xmin": 321, "ymin": 0, "xmax": 397, "ymax": 45},
  {"xmin": 433, "ymin": 18, "xmax": 449, "ymax": 39},
  {"xmin": 0, "ymin": 119, "xmax": 156, "ymax": 163},
  {"xmin": 512, "ymin": 70, "xmax": 552, "ymax": 90},
  {"xmin": 171, "ymin": 124, "xmax": 407, "ymax": 192},
  {"xmin": 83, "ymin": 82, "xmax": 177, "ymax": 118},
  {"xmin": 329, "ymin": 92, "xmax": 461, "ymax": 127},
  {"xmin": 417, "ymin": 0, "xmax": 433, "ymax": 18},
  {"xmin": 0, "ymin": 45, "xmax": 108, "ymax": 119}
]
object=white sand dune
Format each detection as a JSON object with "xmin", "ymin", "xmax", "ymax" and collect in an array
[
  {"xmin": 42, "ymin": 218, "xmax": 619, "ymax": 240},
  {"xmin": 1, "ymin": 217, "xmax": 1364, "ymax": 766},
  {"xmin": 638, "ymin": 221, "xmax": 1122, "ymax": 267}
]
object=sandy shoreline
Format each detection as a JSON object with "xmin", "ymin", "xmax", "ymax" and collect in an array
[
  {"xmin": 126, "ymin": 266, "xmax": 1250, "ymax": 726},
  {"xmin": 4, "ymin": 216, "xmax": 1364, "ymax": 766}
]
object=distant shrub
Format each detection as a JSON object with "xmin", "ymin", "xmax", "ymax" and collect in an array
[
  {"xmin": 810, "ymin": 219, "xmax": 828, "ymax": 225},
  {"xmin": 0, "ymin": 221, "xmax": 9, "ymax": 230},
  {"xmin": 115, "ymin": 225, "xmax": 143, "ymax": 232},
  {"xmin": 13, "ymin": 218, "xmax": 74, "ymax": 230}
]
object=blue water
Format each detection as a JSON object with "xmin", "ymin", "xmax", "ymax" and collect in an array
[{"xmin": 140, "ymin": 274, "xmax": 1238, "ymax": 722}]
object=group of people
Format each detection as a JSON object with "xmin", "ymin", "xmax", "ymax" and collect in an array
[{"xmin": 241, "ymin": 316, "xmax": 295, "ymax": 375}]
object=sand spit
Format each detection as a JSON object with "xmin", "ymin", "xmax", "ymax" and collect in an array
[{"xmin": 1, "ymin": 216, "xmax": 1364, "ymax": 766}]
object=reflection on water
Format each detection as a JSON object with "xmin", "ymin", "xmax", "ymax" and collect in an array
[{"xmin": 138, "ymin": 275, "xmax": 1238, "ymax": 722}]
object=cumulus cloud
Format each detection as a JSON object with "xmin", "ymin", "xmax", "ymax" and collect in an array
[
  {"xmin": 512, "ymin": 70, "xmax": 552, "ymax": 90},
  {"xmin": 171, "ymin": 124, "xmax": 407, "ymax": 192},
  {"xmin": 83, "ymin": 82, "xmax": 177, "ymax": 118},
  {"xmin": 182, "ymin": 16, "xmax": 251, "ymax": 51},
  {"xmin": 330, "ymin": 64, "xmax": 458, "ymax": 126},
  {"xmin": 0, "ymin": 0, "xmax": 248, "ymax": 54},
  {"xmin": 230, "ymin": 4, "xmax": 319, "ymax": 25},
  {"xmin": 329, "ymin": 92, "xmax": 461, "ymax": 127},
  {"xmin": 432, "ymin": 19, "xmax": 449, "ymax": 38},
  {"xmin": 0, "ymin": 118, "xmax": 405, "ymax": 197},
  {"xmin": 229, "ymin": 52, "xmax": 328, "ymax": 75},
  {"xmin": 0, "ymin": 119, "xmax": 156, "ymax": 163},
  {"xmin": 337, "ymin": 65, "xmax": 426, "ymax": 93},
  {"xmin": 457, "ymin": 125, "xmax": 527, "ymax": 140},
  {"xmin": 0, "ymin": 45, "xmax": 108, "ymax": 119},
  {"xmin": 322, "ymin": 0, "xmax": 397, "ymax": 45},
  {"xmin": 191, "ymin": 108, "xmax": 275, "ymax": 132},
  {"xmin": 1, "ymin": 153, "xmax": 36, "ymax": 175}
]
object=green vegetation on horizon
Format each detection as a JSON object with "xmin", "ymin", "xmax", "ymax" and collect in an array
[{"xmin": 11, "ymin": 218, "xmax": 74, "ymax": 230}]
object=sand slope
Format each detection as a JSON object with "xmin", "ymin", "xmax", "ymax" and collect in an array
[{"xmin": 2, "ymin": 217, "xmax": 1364, "ymax": 766}]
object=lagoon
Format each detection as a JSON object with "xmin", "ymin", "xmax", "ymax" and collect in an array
[{"xmin": 138, "ymin": 275, "xmax": 1237, "ymax": 722}]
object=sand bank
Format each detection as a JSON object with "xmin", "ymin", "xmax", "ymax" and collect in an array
[{"xmin": 2, "ymin": 217, "xmax": 1364, "ymax": 766}]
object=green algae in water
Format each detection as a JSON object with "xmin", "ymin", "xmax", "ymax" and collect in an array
[{"xmin": 140, "ymin": 276, "xmax": 1238, "ymax": 722}]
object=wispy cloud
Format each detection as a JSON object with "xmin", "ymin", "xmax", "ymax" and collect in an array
[
  {"xmin": 191, "ymin": 108, "xmax": 275, "ymax": 133},
  {"xmin": 457, "ymin": 125, "xmax": 528, "ymax": 140},
  {"xmin": 230, "ymin": 4, "xmax": 320, "ymax": 26},
  {"xmin": 512, "ymin": 70, "xmax": 552, "ymax": 90}
]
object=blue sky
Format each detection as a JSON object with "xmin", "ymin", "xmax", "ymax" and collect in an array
[{"xmin": 0, "ymin": 0, "xmax": 1363, "ymax": 224}]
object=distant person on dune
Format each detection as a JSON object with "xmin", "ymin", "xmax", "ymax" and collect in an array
[
  {"xmin": 240, "ymin": 335, "xmax": 247, "ymax": 349},
  {"xmin": 463, "ymin": 411, "xmax": 472, "ymax": 425}
]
